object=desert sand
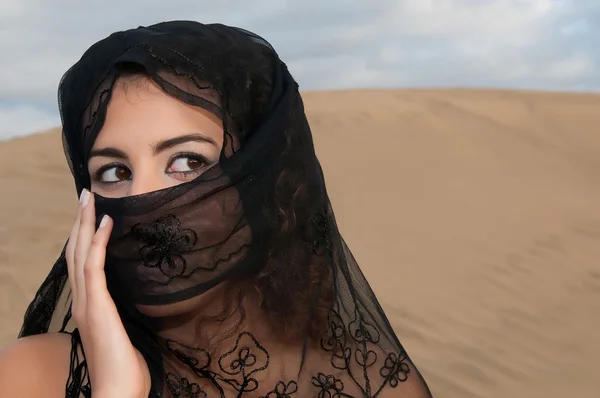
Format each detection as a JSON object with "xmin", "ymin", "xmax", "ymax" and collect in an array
[{"xmin": 1, "ymin": 88, "xmax": 599, "ymax": 397}]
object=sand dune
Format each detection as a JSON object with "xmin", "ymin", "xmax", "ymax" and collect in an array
[{"xmin": 1, "ymin": 89, "xmax": 599, "ymax": 397}]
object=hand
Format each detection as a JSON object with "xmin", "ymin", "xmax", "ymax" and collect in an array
[{"xmin": 66, "ymin": 189, "xmax": 151, "ymax": 398}]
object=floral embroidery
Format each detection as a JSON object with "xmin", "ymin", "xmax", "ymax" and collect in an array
[
  {"xmin": 309, "ymin": 209, "xmax": 333, "ymax": 255},
  {"xmin": 166, "ymin": 340, "xmax": 212, "ymax": 373},
  {"xmin": 321, "ymin": 310, "xmax": 347, "ymax": 352},
  {"xmin": 311, "ymin": 373, "xmax": 345, "ymax": 398},
  {"xmin": 379, "ymin": 352, "xmax": 411, "ymax": 388},
  {"xmin": 261, "ymin": 381, "xmax": 298, "ymax": 397},
  {"xmin": 218, "ymin": 332, "xmax": 270, "ymax": 393},
  {"xmin": 321, "ymin": 309, "xmax": 351, "ymax": 370},
  {"xmin": 167, "ymin": 373, "xmax": 208, "ymax": 398},
  {"xmin": 348, "ymin": 310, "xmax": 380, "ymax": 345},
  {"xmin": 130, "ymin": 214, "xmax": 197, "ymax": 277}
]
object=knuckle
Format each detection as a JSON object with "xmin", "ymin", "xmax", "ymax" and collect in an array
[
  {"xmin": 72, "ymin": 307, "xmax": 83, "ymax": 322},
  {"xmin": 73, "ymin": 252, "xmax": 84, "ymax": 267},
  {"xmin": 91, "ymin": 233, "xmax": 105, "ymax": 245},
  {"xmin": 65, "ymin": 254, "xmax": 73, "ymax": 268},
  {"xmin": 86, "ymin": 289, "xmax": 99, "ymax": 306},
  {"xmin": 83, "ymin": 262, "xmax": 96, "ymax": 278},
  {"xmin": 66, "ymin": 242, "xmax": 74, "ymax": 258},
  {"xmin": 89, "ymin": 240, "xmax": 106, "ymax": 255}
]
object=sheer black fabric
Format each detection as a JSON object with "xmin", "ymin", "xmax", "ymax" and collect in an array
[{"xmin": 18, "ymin": 21, "xmax": 433, "ymax": 397}]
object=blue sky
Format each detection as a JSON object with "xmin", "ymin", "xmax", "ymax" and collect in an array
[{"xmin": 0, "ymin": 0, "xmax": 598, "ymax": 140}]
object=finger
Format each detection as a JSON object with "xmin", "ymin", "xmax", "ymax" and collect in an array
[
  {"xmin": 84, "ymin": 214, "xmax": 114, "ymax": 309},
  {"xmin": 78, "ymin": 214, "xmax": 112, "ymax": 366},
  {"xmin": 74, "ymin": 191, "xmax": 96, "ymax": 269},
  {"xmin": 66, "ymin": 189, "xmax": 89, "ymax": 311},
  {"xmin": 74, "ymin": 192, "xmax": 97, "ymax": 310}
]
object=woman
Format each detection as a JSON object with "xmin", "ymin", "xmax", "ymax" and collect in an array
[{"xmin": 0, "ymin": 21, "xmax": 433, "ymax": 397}]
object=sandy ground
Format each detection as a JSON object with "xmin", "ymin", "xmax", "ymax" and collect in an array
[{"xmin": 1, "ymin": 88, "xmax": 599, "ymax": 397}]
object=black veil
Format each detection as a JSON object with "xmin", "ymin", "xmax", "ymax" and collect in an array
[{"xmin": 19, "ymin": 21, "xmax": 433, "ymax": 397}]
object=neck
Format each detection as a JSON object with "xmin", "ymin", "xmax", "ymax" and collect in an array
[{"xmin": 140, "ymin": 282, "xmax": 266, "ymax": 349}]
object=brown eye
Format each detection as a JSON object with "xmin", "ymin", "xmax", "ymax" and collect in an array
[
  {"xmin": 100, "ymin": 166, "xmax": 132, "ymax": 182},
  {"xmin": 186, "ymin": 158, "xmax": 202, "ymax": 169},
  {"xmin": 167, "ymin": 155, "xmax": 206, "ymax": 173}
]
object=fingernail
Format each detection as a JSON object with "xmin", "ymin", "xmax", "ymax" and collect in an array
[
  {"xmin": 99, "ymin": 214, "xmax": 110, "ymax": 228},
  {"xmin": 79, "ymin": 189, "xmax": 90, "ymax": 207}
]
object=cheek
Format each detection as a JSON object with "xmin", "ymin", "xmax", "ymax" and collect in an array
[
  {"xmin": 98, "ymin": 176, "xmax": 178, "ymax": 198},
  {"xmin": 90, "ymin": 183, "xmax": 129, "ymax": 198}
]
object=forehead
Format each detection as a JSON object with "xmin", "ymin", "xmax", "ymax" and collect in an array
[{"xmin": 93, "ymin": 76, "xmax": 224, "ymax": 149}]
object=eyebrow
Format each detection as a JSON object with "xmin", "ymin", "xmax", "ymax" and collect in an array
[{"xmin": 88, "ymin": 133, "xmax": 217, "ymax": 160}]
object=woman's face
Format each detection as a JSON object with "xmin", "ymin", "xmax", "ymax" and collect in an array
[{"xmin": 88, "ymin": 76, "xmax": 224, "ymax": 198}]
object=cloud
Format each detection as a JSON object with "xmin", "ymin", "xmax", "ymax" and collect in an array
[
  {"xmin": 0, "ymin": 103, "xmax": 60, "ymax": 140},
  {"xmin": 0, "ymin": 0, "xmax": 598, "ymax": 139}
]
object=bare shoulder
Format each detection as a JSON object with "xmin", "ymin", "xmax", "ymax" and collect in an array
[{"xmin": 0, "ymin": 332, "xmax": 72, "ymax": 398}]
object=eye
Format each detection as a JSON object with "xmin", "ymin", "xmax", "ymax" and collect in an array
[
  {"xmin": 95, "ymin": 164, "xmax": 132, "ymax": 183},
  {"xmin": 166, "ymin": 154, "xmax": 207, "ymax": 174}
]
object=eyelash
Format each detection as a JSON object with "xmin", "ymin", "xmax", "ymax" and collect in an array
[{"xmin": 91, "ymin": 152, "xmax": 210, "ymax": 185}]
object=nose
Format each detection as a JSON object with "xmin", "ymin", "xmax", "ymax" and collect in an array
[{"xmin": 128, "ymin": 170, "xmax": 168, "ymax": 196}]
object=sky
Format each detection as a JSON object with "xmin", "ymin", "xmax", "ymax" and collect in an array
[{"xmin": 0, "ymin": 0, "xmax": 598, "ymax": 140}]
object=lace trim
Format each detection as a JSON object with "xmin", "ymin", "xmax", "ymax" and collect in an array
[{"xmin": 65, "ymin": 329, "xmax": 92, "ymax": 397}]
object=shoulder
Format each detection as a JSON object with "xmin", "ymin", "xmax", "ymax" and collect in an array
[{"xmin": 0, "ymin": 332, "xmax": 73, "ymax": 397}]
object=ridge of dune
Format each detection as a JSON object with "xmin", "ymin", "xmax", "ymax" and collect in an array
[{"xmin": 1, "ymin": 88, "xmax": 600, "ymax": 397}]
